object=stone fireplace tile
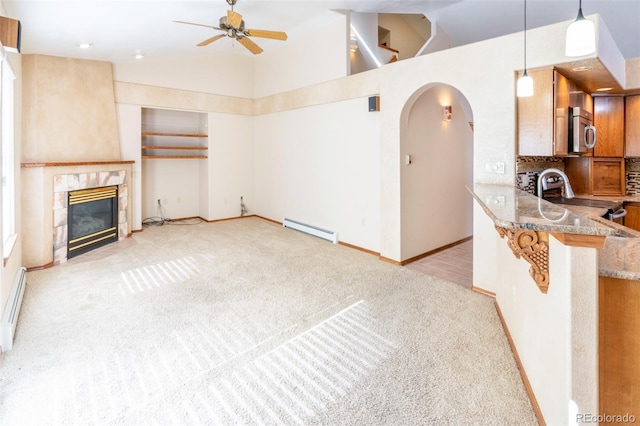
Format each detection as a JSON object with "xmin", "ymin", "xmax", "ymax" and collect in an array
[
  {"xmin": 119, "ymin": 184, "xmax": 128, "ymax": 199},
  {"xmin": 53, "ymin": 207, "xmax": 68, "ymax": 228},
  {"xmin": 119, "ymin": 222, "xmax": 128, "ymax": 239},
  {"xmin": 98, "ymin": 171, "xmax": 110, "ymax": 187},
  {"xmin": 53, "ymin": 225, "xmax": 67, "ymax": 248},
  {"xmin": 119, "ymin": 170, "xmax": 127, "ymax": 184},
  {"xmin": 53, "ymin": 244, "xmax": 67, "ymax": 264},
  {"xmin": 67, "ymin": 174, "xmax": 80, "ymax": 191},
  {"xmin": 107, "ymin": 172, "xmax": 121, "ymax": 186},
  {"xmin": 118, "ymin": 209, "xmax": 127, "ymax": 225},
  {"xmin": 79, "ymin": 172, "xmax": 99, "ymax": 189},
  {"xmin": 53, "ymin": 174, "xmax": 68, "ymax": 192},
  {"xmin": 53, "ymin": 191, "xmax": 67, "ymax": 210}
]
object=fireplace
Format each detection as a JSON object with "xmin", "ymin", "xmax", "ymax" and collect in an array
[{"xmin": 67, "ymin": 185, "xmax": 119, "ymax": 259}]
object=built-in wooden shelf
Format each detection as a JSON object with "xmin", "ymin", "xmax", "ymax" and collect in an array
[
  {"xmin": 141, "ymin": 131, "xmax": 207, "ymax": 138},
  {"xmin": 142, "ymin": 155, "xmax": 208, "ymax": 159},
  {"xmin": 141, "ymin": 145, "xmax": 207, "ymax": 150}
]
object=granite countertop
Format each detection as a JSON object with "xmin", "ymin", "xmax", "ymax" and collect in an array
[{"xmin": 470, "ymin": 184, "xmax": 640, "ymax": 280}]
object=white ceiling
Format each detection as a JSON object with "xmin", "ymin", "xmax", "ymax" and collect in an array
[{"xmin": 3, "ymin": 0, "xmax": 639, "ymax": 63}]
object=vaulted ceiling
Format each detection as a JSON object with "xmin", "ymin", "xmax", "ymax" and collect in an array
[{"xmin": 4, "ymin": 0, "xmax": 639, "ymax": 63}]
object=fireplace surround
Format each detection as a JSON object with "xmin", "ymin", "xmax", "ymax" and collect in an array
[{"xmin": 21, "ymin": 161, "xmax": 134, "ymax": 269}]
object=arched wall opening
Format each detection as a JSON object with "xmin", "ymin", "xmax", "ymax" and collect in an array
[{"xmin": 399, "ymin": 83, "xmax": 474, "ymax": 262}]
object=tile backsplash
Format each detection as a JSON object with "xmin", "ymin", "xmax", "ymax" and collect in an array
[
  {"xmin": 516, "ymin": 156, "xmax": 640, "ymax": 196},
  {"xmin": 627, "ymin": 159, "xmax": 640, "ymax": 195},
  {"xmin": 516, "ymin": 156, "xmax": 564, "ymax": 195}
]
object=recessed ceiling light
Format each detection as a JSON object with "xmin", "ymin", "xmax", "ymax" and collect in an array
[
  {"xmin": 596, "ymin": 87, "xmax": 613, "ymax": 92},
  {"xmin": 571, "ymin": 65, "xmax": 593, "ymax": 72},
  {"xmin": 77, "ymin": 43, "xmax": 92, "ymax": 49},
  {"xmin": 134, "ymin": 52, "xmax": 144, "ymax": 60}
]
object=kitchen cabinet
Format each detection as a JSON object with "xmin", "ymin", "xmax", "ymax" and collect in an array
[
  {"xmin": 599, "ymin": 276, "xmax": 640, "ymax": 416},
  {"xmin": 625, "ymin": 95, "xmax": 640, "ymax": 157},
  {"xmin": 594, "ymin": 96, "xmax": 624, "ymax": 157},
  {"xmin": 518, "ymin": 68, "xmax": 590, "ymax": 157},
  {"xmin": 624, "ymin": 202, "xmax": 640, "ymax": 232},
  {"xmin": 564, "ymin": 156, "xmax": 625, "ymax": 196},
  {"xmin": 591, "ymin": 157, "xmax": 625, "ymax": 195}
]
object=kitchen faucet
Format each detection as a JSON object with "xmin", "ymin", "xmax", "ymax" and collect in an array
[{"xmin": 537, "ymin": 168, "xmax": 575, "ymax": 199}]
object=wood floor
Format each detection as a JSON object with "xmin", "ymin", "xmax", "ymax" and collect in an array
[{"xmin": 404, "ymin": 239, "xmax": 473, "ymax": 289}]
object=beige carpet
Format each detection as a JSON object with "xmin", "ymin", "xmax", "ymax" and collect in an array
[{"xmin": 0, "ymin": 217, "xmax": 536, "ymax": 425}]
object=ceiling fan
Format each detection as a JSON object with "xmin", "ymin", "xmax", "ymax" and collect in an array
[{"xmin": 174, "ymin": 0, "xmax": 288, "ymax": 54}]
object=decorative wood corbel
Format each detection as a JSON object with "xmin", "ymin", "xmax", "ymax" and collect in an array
[{"xmin": 495, "ymin": 225, "xmax": 549, "ymax": 293}]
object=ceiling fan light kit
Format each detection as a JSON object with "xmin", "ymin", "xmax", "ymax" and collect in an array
[
  {"xmin": 174, "ymin": 0, "xmax": 287, "ymax": 55},
  {"xmin": 565, "ymin": 0, "xmax": 596, "ymax": 57}
]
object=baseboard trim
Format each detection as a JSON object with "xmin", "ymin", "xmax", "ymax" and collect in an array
[
  {"xmin": 401, "ymin": 236, "xmax": 473, "ymax": 266},
  {"xmin": 494, "ymin": 300, "xmax": 546, "ymax": 426},
  {"xmin": 338, "ymin": 241, "xmax": 380, "ymax": 257},
  {"xmin": 471, "ymin": 286, "xmax": 496, "ymax": 298},
  {"xmin": 205, "ymin": 215, "xmax": 256, "ymax": 223},
  {"xmin": 255, "ymin": 215, "xmax": 282, "ymax": 225},
  {"xmin": 379, "ymin": 256, "xmax": 402, "ymax": 266},
  {"xmin": 26, "ymin": 262, "xmax": 54, "ymax": 272}
]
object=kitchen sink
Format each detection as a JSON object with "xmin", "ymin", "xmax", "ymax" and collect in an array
[{"xmin": 543, "ymin": 197, "xmax": 621, "ymax": 209}]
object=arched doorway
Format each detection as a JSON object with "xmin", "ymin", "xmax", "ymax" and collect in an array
[{"xmin": 400, "ymin": 83, "xmax": 474, "ymax": 287}]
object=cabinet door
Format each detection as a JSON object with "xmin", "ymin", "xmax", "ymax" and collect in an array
[
  {"xmin": 594, "ymin": 97, "xmax": 624, "ymax": 157},
  {"xmin": 626, "ymin": 95, "xmax": 640, "ymax": 157},
  {"xmin": 624, "ymin": 203, "xmax": 640, "ymax": 232},
  {"xmin": 591, "ymin": 158, "xmax": 625, "ymax": 195},
  {"xmin": 518, "ymin": 68, "xmax": 554, "ymax": 156}
]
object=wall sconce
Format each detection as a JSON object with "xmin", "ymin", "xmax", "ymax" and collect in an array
[
  {"xmin": 350, "ymin": 36, "xmax": 358, "ymax": 53},
  {"xmin": 442, "ymin": 105, "xmax": 452, "ymax": 121}
]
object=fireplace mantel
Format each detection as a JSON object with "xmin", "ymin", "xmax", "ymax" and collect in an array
[
  {"xmin": 21, "ymin": 161, "xmax": 134, "ymax": 269},
  {"xmin": 21, "ymin": 160, "xmax": 135, "ymax": 168}
]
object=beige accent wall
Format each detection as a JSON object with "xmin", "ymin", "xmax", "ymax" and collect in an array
[{"xmin": 22, "ymin": 54, "xmax": 121, "ymax": 162}]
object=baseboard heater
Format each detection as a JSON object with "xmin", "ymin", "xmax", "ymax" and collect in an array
[
  {"xmin": 1, "ymin": 267, "xmax": 26, "ymax": 352},
  {"xmin": 283, "ymin": 218, "xmax": 338, "ymax": 244}
]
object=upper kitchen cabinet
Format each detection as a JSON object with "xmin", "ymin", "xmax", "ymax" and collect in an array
[
  {"xmin": 594, "ymin": 96, "xmax": 624, "ymax": 157},
  {"xmin": 518, "ymin": 69, "xmax": 581, "ymax": 156},
  {"xmin": 625, "ymin": 95, "xmax": 640, "ymax": 157}
]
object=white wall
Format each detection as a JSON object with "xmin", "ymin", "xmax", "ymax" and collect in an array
[
  {"xmin": 113, "ymin": 55, "xmax": 255, "ymax": 99},
  {"xmin": 254, "ymin": 97, "xmax": 381, "ymax": 251},
  {"xmin": 254, "ymin": 11, "xmax": 348, "ymax": 98},
  {"xmin": 141, "ymin": 159, "xmax": 202, "ymax": 220},
  {"xmin": 350, "ymin": 12, "xmax": 381, "ymax": 75},
  {"xmin": 116, "ymin": 103, "xmax": 143, "ymax": 230},
  {"xmin": 400, "ymin": 85, "xmax": 473, "ymax": 260},
  {"xmin": 378, "ymin": 14, "xmax": 427, "ymax": 60},
  {"xmin": 206, "ymin": 113, "xmax": 255, "ymax": 220},
  {"xmin": 0, "ymin": 48, "xmax": 22, "ymax": 332}
]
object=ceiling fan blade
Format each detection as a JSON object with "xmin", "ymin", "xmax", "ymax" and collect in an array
[
  {"xmin": 173, "ymin": 20, "xmax": 221, "ymax": 31},
  {"xmin": 197, "ymin": 34, "xmax": 226, "ymax": 47},
  {"xmin": 227, "ymin": 10, "xmax": 243, "ymax": 28},
  {"xmin": 237, "ymin": 36, "xmax": 263, "ymax": 55},
  {"xmin": 246, "ymin": 29, "xmax": 288, "ymax": 41}
]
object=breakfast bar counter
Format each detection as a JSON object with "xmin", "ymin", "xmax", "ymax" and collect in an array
[{"xmin": 469, "ymin": 183, "xmax": 640, "ymax": 280}]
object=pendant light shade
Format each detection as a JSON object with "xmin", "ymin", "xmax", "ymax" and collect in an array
[
  {"xmin": 517, "ymin": 0, "xmax": 533, "ymax": 98},
  {"xmin": 565, "ymin": 0, "xmax": 596, "ymax": 57},
  {"xmin": 517, "ymin": 70, "xmax": 534, "ymax": 97}
]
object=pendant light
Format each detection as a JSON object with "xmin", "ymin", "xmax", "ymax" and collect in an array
[
  {"xmin": 517, "ymin": 0, "xmax": 533, "ymax": 97},
  {"xmin": 565, "ymin": 0, "xmax": 596, "ymax": 57}
]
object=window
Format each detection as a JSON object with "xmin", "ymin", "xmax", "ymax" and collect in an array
[{"xmin": 1, "ymin": 48, "xmax": 16, "ymax": 260}]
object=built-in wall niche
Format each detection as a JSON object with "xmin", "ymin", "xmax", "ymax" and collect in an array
[
  {"xmin": 141, "ymin": 108, "xmax": 208, "ymax": 159},
  {"xmin": 140, "ymin": 107, "xmax": 209, "ymax": 221}
]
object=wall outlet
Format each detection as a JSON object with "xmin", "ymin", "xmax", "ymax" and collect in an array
[
  {"xmin": 485, "ymin": 162, "xmax": 505, "ymax": 174},
  {"xmin": 484, "ymin": 195, "xmax": 505, "ymax": 207}
]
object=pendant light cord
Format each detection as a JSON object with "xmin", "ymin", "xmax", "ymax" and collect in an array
[{"xmin": 523, "ymin": 0, "xmax": 527, "ymax": 73}]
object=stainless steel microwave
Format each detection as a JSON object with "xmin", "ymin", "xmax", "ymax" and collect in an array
[{"xmin": 569, "ymin": 107, "xmax": 597, "ymax": 154}]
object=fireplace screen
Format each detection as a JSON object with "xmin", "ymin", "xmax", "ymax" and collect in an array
[{"xmin": 67, "ymin": 185, "xmax": 118, "ymax": 259}]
